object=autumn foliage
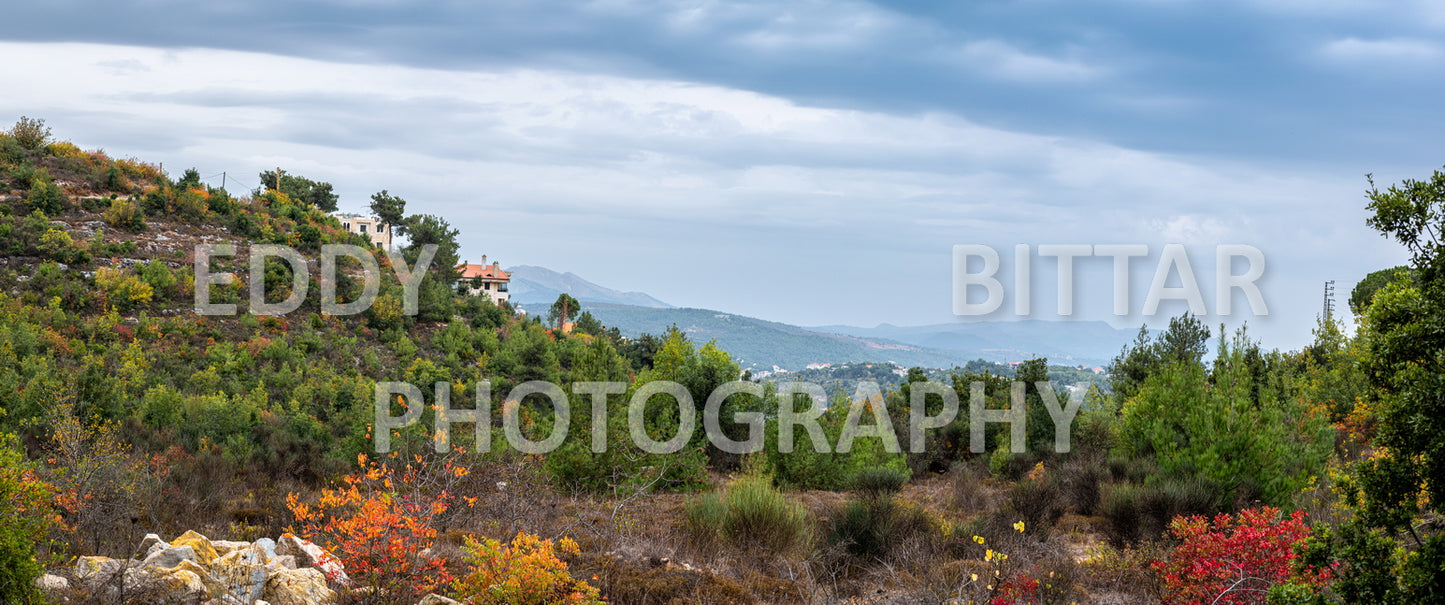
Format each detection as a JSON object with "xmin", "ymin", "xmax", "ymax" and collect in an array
[
  {"xmin": 455, "ymin": 532, "xmax": 603, "ymax": 605},
  {"xmin": 287, "ymin": 453, "xmax": 466, "ymax": 600},
  {"xmin": 1153, "ymin": 507, "xmax": 1332, "ymax": 605}
]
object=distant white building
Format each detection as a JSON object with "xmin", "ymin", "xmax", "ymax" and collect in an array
[
  {"xmin": 457, "ymin": 255, "xmax": 510, "ymax": 304},
  {"xmin": 334, "ymin": 213, "xmax": 393, "ymax": 249}
]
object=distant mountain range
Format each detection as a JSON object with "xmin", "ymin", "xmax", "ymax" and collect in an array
[
  {"xmin": 507, "ymin": 265, "xmax": 673, "ymax": 308},
  {"xmin": 507, "ymin": 266, "xmax": 1141, "ymax": 372}
]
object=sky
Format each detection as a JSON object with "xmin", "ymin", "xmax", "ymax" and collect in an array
[{"xmin": 1, "ymin": 0, "xmax": 1440, "ymax": 350}]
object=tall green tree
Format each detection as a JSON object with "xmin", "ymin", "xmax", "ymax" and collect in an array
[
  {"xmin": 1349, "ymin": 265, "xmax": 1413, "ymax": 316},
  {"xmin": 1107, "ymin": 312, "xmax": 1210, "ymax": 403},
  {"xmin": 368, "ymin": 190, "xmax": 407, "ymax": 235},
  {"xmin": 548, "ymin": 294, "xmax": 581, "ymax": 331},
  {"xmin": 399, "ymin": 213, "xmax": 461, "ymax": 321}
]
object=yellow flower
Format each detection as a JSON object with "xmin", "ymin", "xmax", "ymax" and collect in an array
[
  {"xmin": 971, "ymin": 573, "xmax": 978, "ymax": 582},
  {"xmin": 1014, "ymin": 520, "xmax": 1026, "ymax": 533},
  {"xmin": 985, "ymin": 549, "xmax": 994, "ymax": 561},
  {"xmin": 973, "ymin": 535, "xmax": 986, "ymax": 544}
]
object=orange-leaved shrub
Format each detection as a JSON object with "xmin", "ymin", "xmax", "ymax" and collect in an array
[{"xmin": 287, "ymin": 453, "xmax": 463, "ymax": 601}]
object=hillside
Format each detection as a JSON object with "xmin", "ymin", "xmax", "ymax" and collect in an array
[{"xmin": 0, "ymin": 122, "xmax": 1384, "ymax": 605}]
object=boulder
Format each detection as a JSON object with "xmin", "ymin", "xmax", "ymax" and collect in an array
[
  {"xmin": 166, "ymin": 559, "xmax": 227, "ymax": 600},
  {"xmin": 154, "ymin": 568, "xmax": 210, "ymax": 602},
  {"xmin": 253, "ymin": 537, "xmax": 278, "ymax": 560},
  {"xmin": 172, "ymin": 530, "xmax": 221, "ymax": 565},
  {"xmin": 138, "ymin": 533, "xmax": 168, "ymax": 555},
  {"xmin": 263, "ymin": 568, "xmax": 337, "ymax": 605},
  {"xmin": 275, "ymin": 535, "xmax": 320, "ymax": 568},
  {"xmin": 276, "ymin": 534, "xmax": 348, "ymax": 585},
  {"xmin": 34, "ymin": 573, "xmax": 69, "ymax": 591},
  {"xmin": 265, "ymin": 555, "xmax": 297, "ymax": 571},
  {"xmin": 417, "ymin": 595, "xmax": 461, "ymax": 605},
  {"xmin": 212, "ymin": 557, "xmax": 267, "ymax": 604},
  {"xmin": 142, "ymin": 545, "xmax": 197, "ymax": 569},
  {"xmin": 75, "ymin": 555, "xmax": 121, "ymax": 581},
  {"xmin": 213, "ymin": 540, "xmax": 252, "ymax": 556},
  {"xmin": 222, "ymin": 540, "xmax": 274, "ymax": 566}
]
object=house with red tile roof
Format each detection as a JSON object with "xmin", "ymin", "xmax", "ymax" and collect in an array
[{"xmin": 456, "ymin": 255, "xmax": 510, "ymax": 304}]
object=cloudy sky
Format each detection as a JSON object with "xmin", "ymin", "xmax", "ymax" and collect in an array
[{"xmin": 3, "ymin": 0, "xmax": 1440, "ymax": 349}]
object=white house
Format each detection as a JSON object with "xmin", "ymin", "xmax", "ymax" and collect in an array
[
  {"xmin": 334, "ymin": 213, "xmax": 393, "ymax": 249},
  {"xmin": 457, "ymin": 255, "xmax": 510, "ymax": 304}
]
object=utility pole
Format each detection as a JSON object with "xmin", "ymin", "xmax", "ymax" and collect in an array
[{"xmin": 275, "ymin": 167, "xmax": 281, "ymax": 192}]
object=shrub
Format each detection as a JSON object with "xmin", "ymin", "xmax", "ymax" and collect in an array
[
  {"xmin": 950, "ymin": 463, "xmax": 996, "ymax": 514},
  {"xmin": 1153, "ymin": 507, "xmax": 1332, "ymax": 605},
  {"xmin": 286, "ymin": 454, "xmax": 457, "ymax": 601},
  {"xmin": 829, "ymin": 492, "xmax": 936, "ymax": 561},
  {"xmin": 684, "ymin": 476, "xmax": 811, "ymax": 555},
  {"xmin": 138, "ymin": 261, "xmax": 176, "ymax": 301},
  {"xmin": 851, "ymin": 465, "xmax": 908, "ymax": 498},
  {"xmin": 37, "ymin": 228, "xmax": 81, "ymax": 263},
  {"xmin": 95, "ymin": 267, "xmax": 154, "ymax": 311},
  {"xmin": 45, "ymin": 400, "xmax": 154, "ymax": 556},
  {"xmin": 1059, "ymin": 456, "xmax": 1109, "ymax": 516},
  {"xmin": 0, "ymin": 133, "xmax": 24, "ymax": 164},
  {"xmin": 455, "ymin": 532, "xmax": 603, "ymax": 605},
  {"xmin": 8, "ymin": 117, "xmax": 50, "ymax": 150},
  {"xmin": 0, "ymin": 433, "xmax": 56, "ymax": 604},
  {"xmin": 24, "ymin": 172, "xmax": 64, "ymax": 215},
  {"xmin": 1004, "ymin": 473, "xmax": 1065, "ymax": 535},
  {"xmin": 102, "ymin": 198, "xmax": 145, "ymax": 231},
  {"xmin": 1100, "ymin": 482, "xmax": 1150, "ymax": 547}
]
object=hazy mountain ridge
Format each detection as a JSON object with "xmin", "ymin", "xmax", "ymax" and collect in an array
[
  {"xmin": 506, "ymin": 265, "xmax": 673, "ymax": 308},
  {"xmin": 510, "ymin": 266, "xmax": 1138, "ymax": 370}
]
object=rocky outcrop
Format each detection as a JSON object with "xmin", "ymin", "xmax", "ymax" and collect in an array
[{"xmin": 48, "ymin": 531, "xmax": 345, "ymax": 605}]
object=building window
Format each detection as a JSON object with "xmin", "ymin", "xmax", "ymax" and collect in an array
[
  {"xmin": 343, "ymin": 222, "xmax": 350, "ymax": 230},
  {"xmin": 359, "ymin": 224, "xmax": 368, "ymax": 233}
]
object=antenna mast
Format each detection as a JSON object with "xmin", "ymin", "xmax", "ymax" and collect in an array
[{"xmin": 1323, "ymin": 280, "xmax": 1336, "ymax": 322}]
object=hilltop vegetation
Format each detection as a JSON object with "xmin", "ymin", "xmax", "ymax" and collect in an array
[{"xmin": 0, "ymin": 119, "xmax": 1442, "ymax": 604}]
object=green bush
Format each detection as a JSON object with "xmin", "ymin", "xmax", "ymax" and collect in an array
[
  {"xmin": 102, "ymin": 198, "xmax": 145, "ymax": 231},
  {"xmin": 1099, "ymin": 482, "xmax": 1149, "ymax": 547},
  {"xmin": 683, "ymin": 476, "xmax": 811, "ymax": 555},
  {"xmin": 828, "ymin": 494, "xmax": 934, "ymax": 560},
  {"xmin": 7, "ymin": 117, "xmax": 50, "ymax": 150},
  {"xmin": 1004, "ymin": 475, "xmax": 1065, "ymax": 534},
  {"xmin": 24, "ymin": 171, "xmax": 64, "ymax": 215},
  {"xmin": 0, "ymin": 134, "xmax": 25, "ymax": 165},
  {"xmin": 851, "ymin": 465, "xmax": 909, "ymax": 497}
]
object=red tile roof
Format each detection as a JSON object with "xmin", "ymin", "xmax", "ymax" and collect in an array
[{"xmin": 457, "ymin": 263, "xmax": 510, "ymax": 281}]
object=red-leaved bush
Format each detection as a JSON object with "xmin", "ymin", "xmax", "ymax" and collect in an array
[
  {"xmin": 287, "ymin": 453, "xmax": 468, "ymax": 601},
  {"xmin": 1153, "ymin": 507, "xmax": 1333, "ymax": 605}
]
